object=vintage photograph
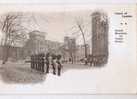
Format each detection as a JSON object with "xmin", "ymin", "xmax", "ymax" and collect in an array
[
  {"xmin": 0, "ymin": 10, "xmax": 108, "ymax": 83},
  {"xmin": 0, "ymin": 4, "xmax": 136, "ymax": 94}
]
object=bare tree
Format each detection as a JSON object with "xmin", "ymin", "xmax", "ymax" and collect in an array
[
  {"xmin": 75, "ymin": 19, "xmax": 88, "ymax": 59},
  {"xmin": 71, "ymin": 17, "xmax": 89, "ymax": 59},
  {"xmin": 0, "ymin": 12, "xmax": 27, "ymax": 64}
]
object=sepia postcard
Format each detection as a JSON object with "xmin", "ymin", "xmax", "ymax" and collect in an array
[{"xmin": 0, "ymin": 4, "xmax": 136, "ymax": 94}]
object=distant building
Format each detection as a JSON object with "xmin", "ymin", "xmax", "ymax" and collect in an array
[
  {"xmin": 23, "ymin": 30, "xmax": 64, "ymax": 58},
  {"xmin": 23, "ymin": 30, "xmax": 47, "ymax": 57},
  {"xmin": 45, "ymin": 40, "xmax": 63, "ymax": 54},
  {"xmin": 63, "ymin": 36, "xmax": 77, "ymax": 63}
]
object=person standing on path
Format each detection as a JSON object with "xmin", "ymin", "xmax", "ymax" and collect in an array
[
  {"xmin": 45, "ymin": 53, "xmax": 50, "ymax": 73},
  {"xmin": 56, "ymin": 54, "xmax": 62, "ymax": 76}
]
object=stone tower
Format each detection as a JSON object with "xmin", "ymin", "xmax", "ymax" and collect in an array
[{"xmin": 91, "ymin": 11, "xmax": 109, "ymax": 65}]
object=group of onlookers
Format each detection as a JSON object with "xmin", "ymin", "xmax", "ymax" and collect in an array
[{"xmin": 82, "ymin": 54, "xmax": 107, "ymax": 66}]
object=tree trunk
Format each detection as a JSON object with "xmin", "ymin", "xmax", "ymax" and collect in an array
[{"xmin": 2, "ymin": 45, "xmax": 10, "ymax": 64}]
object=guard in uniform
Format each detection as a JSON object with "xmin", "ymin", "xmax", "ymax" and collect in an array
[
  {"xmin": 33, "ymin": 54, "xmax": 36, "ymax": 69},
  {"xmin": 51, "ymin": 54, "xmax": 56, "ymax": 75},
  {"xmin": 41, "ymin": 53, "xmax": 45, "ymax": 73},
  {"xmin": 36, "ymin": 54, "xmax": 38, "ymax": 70},
  {"xmin": 45, "ymin": 53, "xmax": 50, "ymax": 73},
  {"xmin": 32, "ymin": 55, "xmax": 35, "ymax": 69},
  {"xmin": 38, "ymin": 54, "xmax": 40, "ymax": 71},
  {"xmin": 56, "ymin": 54, "xmax": 62, "ymax": 76},
  {"xmin": 30, "ymin": 55, "xmax": 33, "ymax": 69},
  {"xmin": 39, "ymin": 53, "xmax": 43, "ymax": 72}
]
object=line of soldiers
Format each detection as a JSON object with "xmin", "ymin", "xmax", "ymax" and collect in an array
[
  {"xmin": 31, "ymin": 53, "xmax": 45, "ymax": 73},
  {"xmin": 30, "ymin": 53, "xmax": 62, "ymax": 76}
]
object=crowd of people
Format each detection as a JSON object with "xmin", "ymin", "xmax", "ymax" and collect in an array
[
  {"xmin": 82, "ymin": 54, "xmax": 107, "ymax": 66},
  {"xmin": 30, "ymin": 52, "xmax": 62, "ymax": 76}
]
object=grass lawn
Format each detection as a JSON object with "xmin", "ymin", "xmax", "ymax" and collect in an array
[{"xmin": 0, "ymin": 61, "xmax": 46, "ymax": 84}]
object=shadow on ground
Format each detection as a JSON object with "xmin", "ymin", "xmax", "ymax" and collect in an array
[{"xmin": 0, "ymin": 62, "xmax": 46, "ymax": 84}]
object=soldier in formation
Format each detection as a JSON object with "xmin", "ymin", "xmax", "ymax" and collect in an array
[
  {"xmin": 45, "ymin": 53, "xmax": 63, "ymax": 76},
  {"xmin": 30, "ymin": 53, "xmax": 45, "ymax": 73},
  {"xmin": 30, "ymin": 52, "xmax": 63, "ymax": 76},
  {"xmin": 56, "ymin": 54, "xmax": 62, "ymax": 76}
]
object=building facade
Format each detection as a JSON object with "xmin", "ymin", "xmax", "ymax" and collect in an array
[
  {"xmin": 91, "ymin": 11, "xmax": 109, "ymax": 64},
  {"xmin": 23, "ymin": 30, "xmax": 47, "ymax": 57},
  {"xmin": 63, "ymin": 36, "xmax": 77, "ymax": 63},
  {"xmin": 45, "ymin": 40, "xmax": 63, "ymax": 55}
]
